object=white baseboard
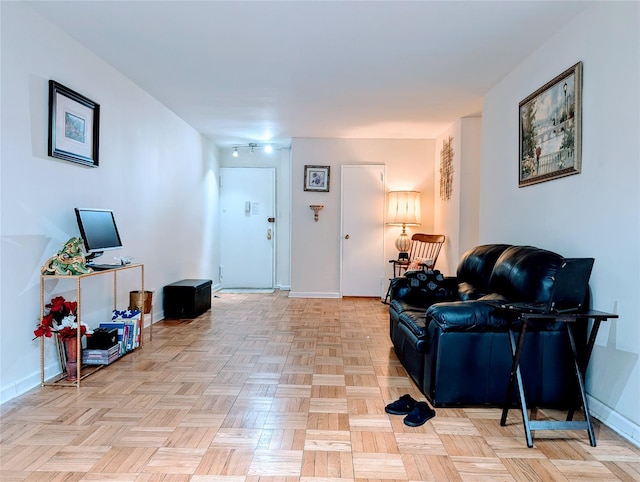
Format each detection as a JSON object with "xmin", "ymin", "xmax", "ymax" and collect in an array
[
  {"xmin": 219, "ymin": 289, "xmax": 274, "ymax": 293},
  {"xmin": 0, "ymin": 364, "xmax": 61, "ymax": 405},
  {"xmin": 288, "ymin": 291, "xmax": 341, "ymax": 298},
  {"xmin": 588, "ymin": 394, "xmax": 640, "ymax": 448}
]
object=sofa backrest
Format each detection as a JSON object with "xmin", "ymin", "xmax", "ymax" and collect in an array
[
  {"xmin": 456, "ymin": 244, "xmax": 511, "ymax": 300},
  {"xmin": 488, "ymin": 245, "xmax": 564, "ymax": 302}
]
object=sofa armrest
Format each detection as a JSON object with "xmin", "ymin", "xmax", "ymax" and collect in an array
[
  {"xmin": 426, "ymin": 300, "xmax": 509, "ymax": 332},
  {"xmin": 426, "ymin": 299, "xmax": 568, "ymax": 333}
]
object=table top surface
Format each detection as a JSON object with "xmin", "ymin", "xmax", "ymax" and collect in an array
[{"xmin": 507, "ymin": 308, "xmax": 618, "ymax": 321}]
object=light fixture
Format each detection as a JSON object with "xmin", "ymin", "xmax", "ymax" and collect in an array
[
  {"xmin": 386, "ymin": 191, "xmax": 421, "ymax": 259},
  {"xmin": 231, "ymin": 143, "xmax": 277, "ymax": 157}
]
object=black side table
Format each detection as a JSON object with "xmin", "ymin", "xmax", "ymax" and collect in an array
[
  {"xmin": 383, "ymin": 259, "xmax": 410, "ymax": 304},
  {"xmin": 500, "ymin": 309, "xmax": 618, "ymax": 447}
]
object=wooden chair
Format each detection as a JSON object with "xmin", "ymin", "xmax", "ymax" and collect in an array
[{"xmin": 383, "ymin": 233, "xmax": 446, "ymax": 303}]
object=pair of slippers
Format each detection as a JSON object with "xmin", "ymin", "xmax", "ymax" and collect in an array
[{"xmin": 385, "ymin": 394, "xmax": 436, "ymax": 427}]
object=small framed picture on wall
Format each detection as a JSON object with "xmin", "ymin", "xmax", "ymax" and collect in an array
[{"xmin": 304, "ymin": 165, "xmax": 330, "ymax": 192}]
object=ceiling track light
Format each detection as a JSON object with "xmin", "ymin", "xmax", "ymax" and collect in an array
[{"xmin": 231, "ymin": 143, "xmax": 275, "ymax": 157}]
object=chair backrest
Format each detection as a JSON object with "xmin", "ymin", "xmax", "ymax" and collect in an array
[{"xmin": 408, "ymin": 234, "xmax": 446, "ymax": 269}]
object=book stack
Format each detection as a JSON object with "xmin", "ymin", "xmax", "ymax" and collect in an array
[
  {"xmin": 82, "ymin": 343, "xmax": 120, "ymax": 365},
  {"xmin": 98, "ymin": 309, "xmax": 142, "ymax": 356}
]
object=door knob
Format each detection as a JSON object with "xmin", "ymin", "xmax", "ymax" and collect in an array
[
  {"xmin": 345, "ymin": 234, "xmax": 350, "ymax": 239},
  {"xmin": 268, "ymin": 217, "xmax": 275, "ymax": 223}
]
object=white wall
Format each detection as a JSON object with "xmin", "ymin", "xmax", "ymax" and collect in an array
[
  {"xmin": 290, "ymin": 138, "xmax": 434, "ymax": 297},
  {"xmin": 0, "ymin": 2, "xmax": 221, "ymax": 403},
  {"xmin": 481, "ymin": 2, "xmax": 640, "ymax": 444},
  {"xmin": 220, "ymin": 147, "xmax": 292, "ymax": 290},
  {"xmin": 434, "ymin": 117, "xmax": 482, "ymax": 276}
]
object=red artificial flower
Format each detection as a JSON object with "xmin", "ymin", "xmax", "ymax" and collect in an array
[
  {"xmin": 33, "ymin": 324, "xmax": 54, "ymax": 338},
  {"xmin": 34, "ymin": 296, "xmax": 81, "ymax": 340}
]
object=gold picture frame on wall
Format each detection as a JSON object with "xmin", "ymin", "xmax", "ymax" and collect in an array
[{"xmin": 519, "ymin": 62, "xmax": 582, "ymax": 187}]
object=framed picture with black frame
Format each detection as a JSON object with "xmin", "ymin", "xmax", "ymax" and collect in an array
[
  {"xmin": 48, "ymin": 80, "xmax": 100, "ymax": 167},
  {"xmin": 519, "ymin": 62, "xmax": 582, "ymax": 187},
  {"xmin": 303, "ymin": 165, "xmax": 330, "ymax": 192}
]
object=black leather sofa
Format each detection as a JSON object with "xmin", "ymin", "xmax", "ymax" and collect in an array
[{"xmin": 389, "ymin": 244, "xmax": 586, "ymax": 407}]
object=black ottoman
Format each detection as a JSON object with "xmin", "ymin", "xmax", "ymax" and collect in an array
[{"xmin": 163, "ymin": 279, "xmax": 212, "ymax": 318}]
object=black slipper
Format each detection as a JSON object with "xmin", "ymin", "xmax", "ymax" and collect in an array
[
  {"xmin": 403, "ymin": 401, "xmax": 436, "ymax": 427},
  {"xmin": 385, "ymin": 394, "xmax": 417, "ymax": 415}
]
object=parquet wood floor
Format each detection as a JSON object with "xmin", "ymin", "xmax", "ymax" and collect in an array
[{"xmin": 2, "ymin": 292, "xmax": 639, "ymax": 481}]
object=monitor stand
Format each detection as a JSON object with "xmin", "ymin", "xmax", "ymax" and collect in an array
[{"xmin": 85, "ymin": 251, "xmax": 104, "ymax": 263}]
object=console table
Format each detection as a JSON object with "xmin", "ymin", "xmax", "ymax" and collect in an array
[
  {"xmin": 40, "ymin": 263, "xmax": 145, "ymax": 387},
  {"xmin": 500, "ymin": 309, "xmax": 618, "ymax": 447}
]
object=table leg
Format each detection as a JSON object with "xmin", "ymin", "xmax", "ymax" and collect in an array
[
  {"xmin": 383, "ymin": 279, "xmax": 392, "ymax": 304},
  {"xmin": 501, "ymin": 320, "xmax": 534, "ymax": 448},
  {"xmin": 567, "ymin": 319, "xmax": 600, "ymax": 419},
  {"xmin": 566, "ymin": 323, "xmax": 597, "ymax": 447}
]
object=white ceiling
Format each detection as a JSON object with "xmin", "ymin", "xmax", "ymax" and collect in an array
[{"xmin": 26, "ymin": 1, "xmax": 592, "ymax": 149}]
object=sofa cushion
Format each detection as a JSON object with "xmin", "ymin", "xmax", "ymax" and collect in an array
[
  {"xmin": 488, "ymin": 246, "xmax": 563, "ymax": 302},
  {"xmin": 456, "ymin": 244, "xmax": 511, "ymax": 299}
]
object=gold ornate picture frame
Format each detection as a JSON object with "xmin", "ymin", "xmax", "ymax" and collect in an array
[{"xmin": 519, "ymin": 62, "xmax": 582, "ymax": 187}]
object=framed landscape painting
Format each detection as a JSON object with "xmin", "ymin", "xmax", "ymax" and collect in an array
[
  {"xmin": 519, "ymin": 62, "xmax": 582, "ymax": 187},
  {"xmin": 48, "ymin": 80, "xmax": 100, "ymax": 167}
]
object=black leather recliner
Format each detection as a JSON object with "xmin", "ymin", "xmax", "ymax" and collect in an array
[{"xmin": 389, "ymin": 244, "xmax": 586, "ymax": 407}]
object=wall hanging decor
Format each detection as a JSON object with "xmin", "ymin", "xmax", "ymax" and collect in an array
[
  {"xmin": 48, "ymin": 80, "xmax": 100, "ymax": 167},
  {"xmin": 303, "ymin": 165, "xmax": 330, "ymax": 192},
  {"xmin": 519, "ymin": 62, "xmax": 582, "ymax": 187},
  {"xmin": 440, "ymin": 136, "xmax": 454, "ymax": 201}
]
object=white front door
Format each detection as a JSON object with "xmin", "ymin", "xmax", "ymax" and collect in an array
[
  {"xmin": 341, "ymin": 165, "xmax": 385, "ymax": 297},
  {"xmin": 220, "ymin": 167, "xmax": 275, "ymax": 288}
]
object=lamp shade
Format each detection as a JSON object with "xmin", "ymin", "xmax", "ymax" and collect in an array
[{"xmin": 387, "ymin": 191, "xmax": 421, "ymax": 225}]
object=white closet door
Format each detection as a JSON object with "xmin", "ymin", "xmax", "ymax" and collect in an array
[{"xmin": 341, "ymin": 165, "xmax": 385, "ymax": 297}]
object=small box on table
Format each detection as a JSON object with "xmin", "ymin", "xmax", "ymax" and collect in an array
[{"xmin": 86, "ymin": 328, "xmax": 118, "ymax": 349}]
